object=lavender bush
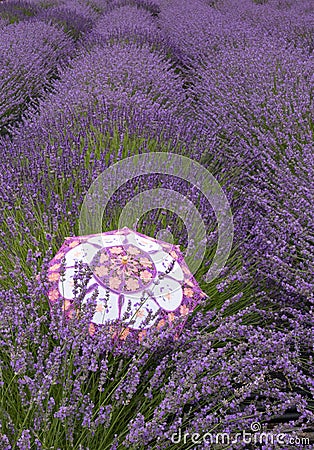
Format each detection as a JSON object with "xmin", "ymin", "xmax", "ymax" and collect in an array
[
  {"xmin": 107, "ymin": 0, "xmax": 161, "ymax": 16},
  {"xmin": 14, "ymin": 40, "xmax": 190, "ymax": 142},
  {"xmin": 0, "ymin": 20, "xmax": 74, "ymax": 134},
  {"xmin": 157, "ymin": 0, "xmax": 234, "ymax": 68},
  {"xmin": 35, "ymin": 3, "xmax": 96, "ymax": 40},
  {"xmin": 0, "ymin": 0, "xmax": 39, "ymax": 24},
  {"xmin": 93, "ymin": 5, "xmax": 164, "ymax": 49},
  {"xmin": 223, "ymin": 0, "xmax": 314, "ymax": 54},
  {"xmin": 0, "ymin": 0, "xmax": 313, "ymax": 448},
  {"xmin": 192, "ymin": 32, "xmax": 314, "ymax": 302}
]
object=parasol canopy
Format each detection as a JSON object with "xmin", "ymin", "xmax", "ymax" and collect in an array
[{"xmin": 46, "ymin": 227, "xmax": 206, "ymax": 341}]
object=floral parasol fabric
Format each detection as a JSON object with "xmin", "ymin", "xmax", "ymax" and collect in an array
[{"xmin": 46, "ymin": 228, "xmax": 206, "ymax": 341}]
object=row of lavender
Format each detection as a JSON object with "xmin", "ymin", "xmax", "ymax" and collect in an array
[
  {"xmin": 0, "ymin": 0, "xmax": 313, "ymax": 448},
  {"xmin": 0, "ymin": 0, "xmax": 162, "ymax": 135}
]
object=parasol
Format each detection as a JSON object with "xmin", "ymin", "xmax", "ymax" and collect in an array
[{"xmin": 46, "ymin": 227, "xmax": 206, "ymax": 341}]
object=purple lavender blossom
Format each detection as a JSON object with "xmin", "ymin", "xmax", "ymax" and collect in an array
[
  {"xmin": 0, "ymin": 20, "xmax": 74, "ymax": 134},
  {"xmin": 107, "ymin": 0, "xmax": 161, "ymax": 16},
  {"xmin": 35, "ymin": 4, "xmax": 95, "ymax": 40},
  {"xmin": 92, "ymin": 5, "xmax": 164, "ymax": 48},
  {"xmin": 0, "ymin": 0, "xmax": 313, "ymax": 448},
  {"xmin": 0, "ymin": 0, "xmax": 39, "ymax": 24}
]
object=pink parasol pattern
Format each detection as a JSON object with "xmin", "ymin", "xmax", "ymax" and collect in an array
[{"xmin": 46, "ymin": 227, "xmax": 206, "ymax": 342}]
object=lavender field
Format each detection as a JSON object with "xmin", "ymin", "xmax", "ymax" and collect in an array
[{"xmin": 0, "ymin": 0, "xmax": 313, "ymax": 448}]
